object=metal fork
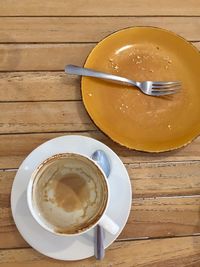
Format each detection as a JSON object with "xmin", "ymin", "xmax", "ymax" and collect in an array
[{"xmin": 65, "ymin": 65, "xmax": 181, "ymax": 96}]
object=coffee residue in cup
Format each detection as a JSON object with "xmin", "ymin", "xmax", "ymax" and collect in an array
[
  {"xmin": 51, "ymin": 173, "xmax": 90, "ymax": 212},
  {"xmin": 33, "ymin": 155, "xmax": 108, "ymax": 234}
]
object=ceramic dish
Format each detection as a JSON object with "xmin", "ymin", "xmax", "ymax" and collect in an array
[
  {"xmin": 11, "ymin": 135, "xmax": 132, "ymax": 260},
  {"xmin": 81, "ymin": 27, "xmax": 200, "ymax": 152}
]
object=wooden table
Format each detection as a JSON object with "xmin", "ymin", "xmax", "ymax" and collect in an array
[{"xmin": 0, "ymin": 1, "xmax": 200, "ymax": 266}]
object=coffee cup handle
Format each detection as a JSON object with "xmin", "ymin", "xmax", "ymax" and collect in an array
[{"xmin": 98, "ymin": 214, "xmax": 119, "ymax": 235}]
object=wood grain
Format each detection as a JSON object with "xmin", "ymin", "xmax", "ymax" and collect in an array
[
  {"xmin": 0, "ymin": 44, "xmax": 94, "ymax": 71},
  {"xmin": 0, "ymin": 42, "xmax": 199, "ymax": 71},
  {"xmin": 0, "ymin": 17, "xmax": 200, "ymax": 43},
  {"xmin": 0, "ymin": 132, "xmax": 200, "ymax": 169},
  {"xmin": 1, "ymin": 0, "xmax": 200, "ymax": 16},
  {"xmin": 0, "ymin": 72, "xmax": 81, "ymax": 101},
  {"xmin": 1, "ymin": 236, "xmax": 200, "ymax": 266},
  {"xmin": 0, "ymin": 102, "xmax": 95, "ymax": 133},
  {"xmin": 2, "ymin": 169, "xmax": 200, "ymax": 248},
  {"xmin": 1, "ymin": 0, "xmax": 200, "ymax": 265},
  {"xmin": 128, "ymin": 161, "xmax": 200, "ymax": 197}
]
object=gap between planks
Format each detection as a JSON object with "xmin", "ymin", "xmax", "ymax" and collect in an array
[{"xmin": 0, "ymin": 15, "xmax": 200, "ymax": 18}]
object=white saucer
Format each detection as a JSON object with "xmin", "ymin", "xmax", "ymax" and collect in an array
[{"xmin": 11, "ymin": 135, "xmax": 132, "ymax": 261}]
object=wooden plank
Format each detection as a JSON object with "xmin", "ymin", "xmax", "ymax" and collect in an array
[
  {"xmin": 0, "ymin": 0, "xmax": 200, "ymax": 16},
  {"xmin": 0, "ymin": 42, "xmax": 199, "ymax": 71},
  {"xmin": 0, "ymin": 171, "xmax": 29, "ymax": 248},
  {"xmin": 128, "ymin": 161, "xmax": 200, "ymax": 197},
  {"xmin": 0, "ymin": 132, "xmax": 200, "ymax": 169},
  {"xmin": 2, "ymin": 169, "xmax": 200, "ymax": 248},
  {"xmin": 0, "ymin": 43, "xmax": 94, "ymax": 71},
  {"xmin": 124, "ymin": 196, "xmax": 200, "ymax": 239},
  {"xmin": 1, "ymin": 236, "xmax": 200, "ymax": 266},
  {"xmin": 0, "ymin": 17, "xmax": 200, "ymax": 43},
  {"xmin": 0, "ymin": 72, "xmax": 81, "ymax": 101},
  {"xmin": 0, "ymin": 101, "xmax": 95, "ymax": 133}
]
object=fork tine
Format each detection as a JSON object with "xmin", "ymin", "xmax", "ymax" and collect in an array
[
  {"xmin": 152, "ymin": 81, "xmax": 181, "ymax": 86},
  {"xmin": 151, "ymin": 89, "xmax": 180, "ymax": 95},
  {"xmin": 152, "ymin": 86, "xmax": 181, "ymax": 92},
  {"xmin": 151, "ymin": 90, "xmax": 178, "ymax": 96},
  {"xmin": 152, "ymin": 84, "xmax": 181, "ymax": 89}
]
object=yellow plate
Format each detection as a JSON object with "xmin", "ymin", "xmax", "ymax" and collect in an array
[{"xmin": 81, "ymin": 27, "xmax": 200, "ymax": 152}]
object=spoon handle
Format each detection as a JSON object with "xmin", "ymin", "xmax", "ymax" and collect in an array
[
  {"xmin": 94, "ymin": 225, "xmax": 105, "ymax": 260},
  {"xmin": 91, "ymin": 150, "xmax": 110, "ymax": 260}
]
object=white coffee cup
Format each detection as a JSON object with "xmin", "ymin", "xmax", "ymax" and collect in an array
[{"xmin": 27, "ymin": 153, "xmax": 119, "ymax": 236}]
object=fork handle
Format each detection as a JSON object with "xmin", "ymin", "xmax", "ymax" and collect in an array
[{"xmin": 65, "ymin": 65, "xmax": 137, "ymax": 86}]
